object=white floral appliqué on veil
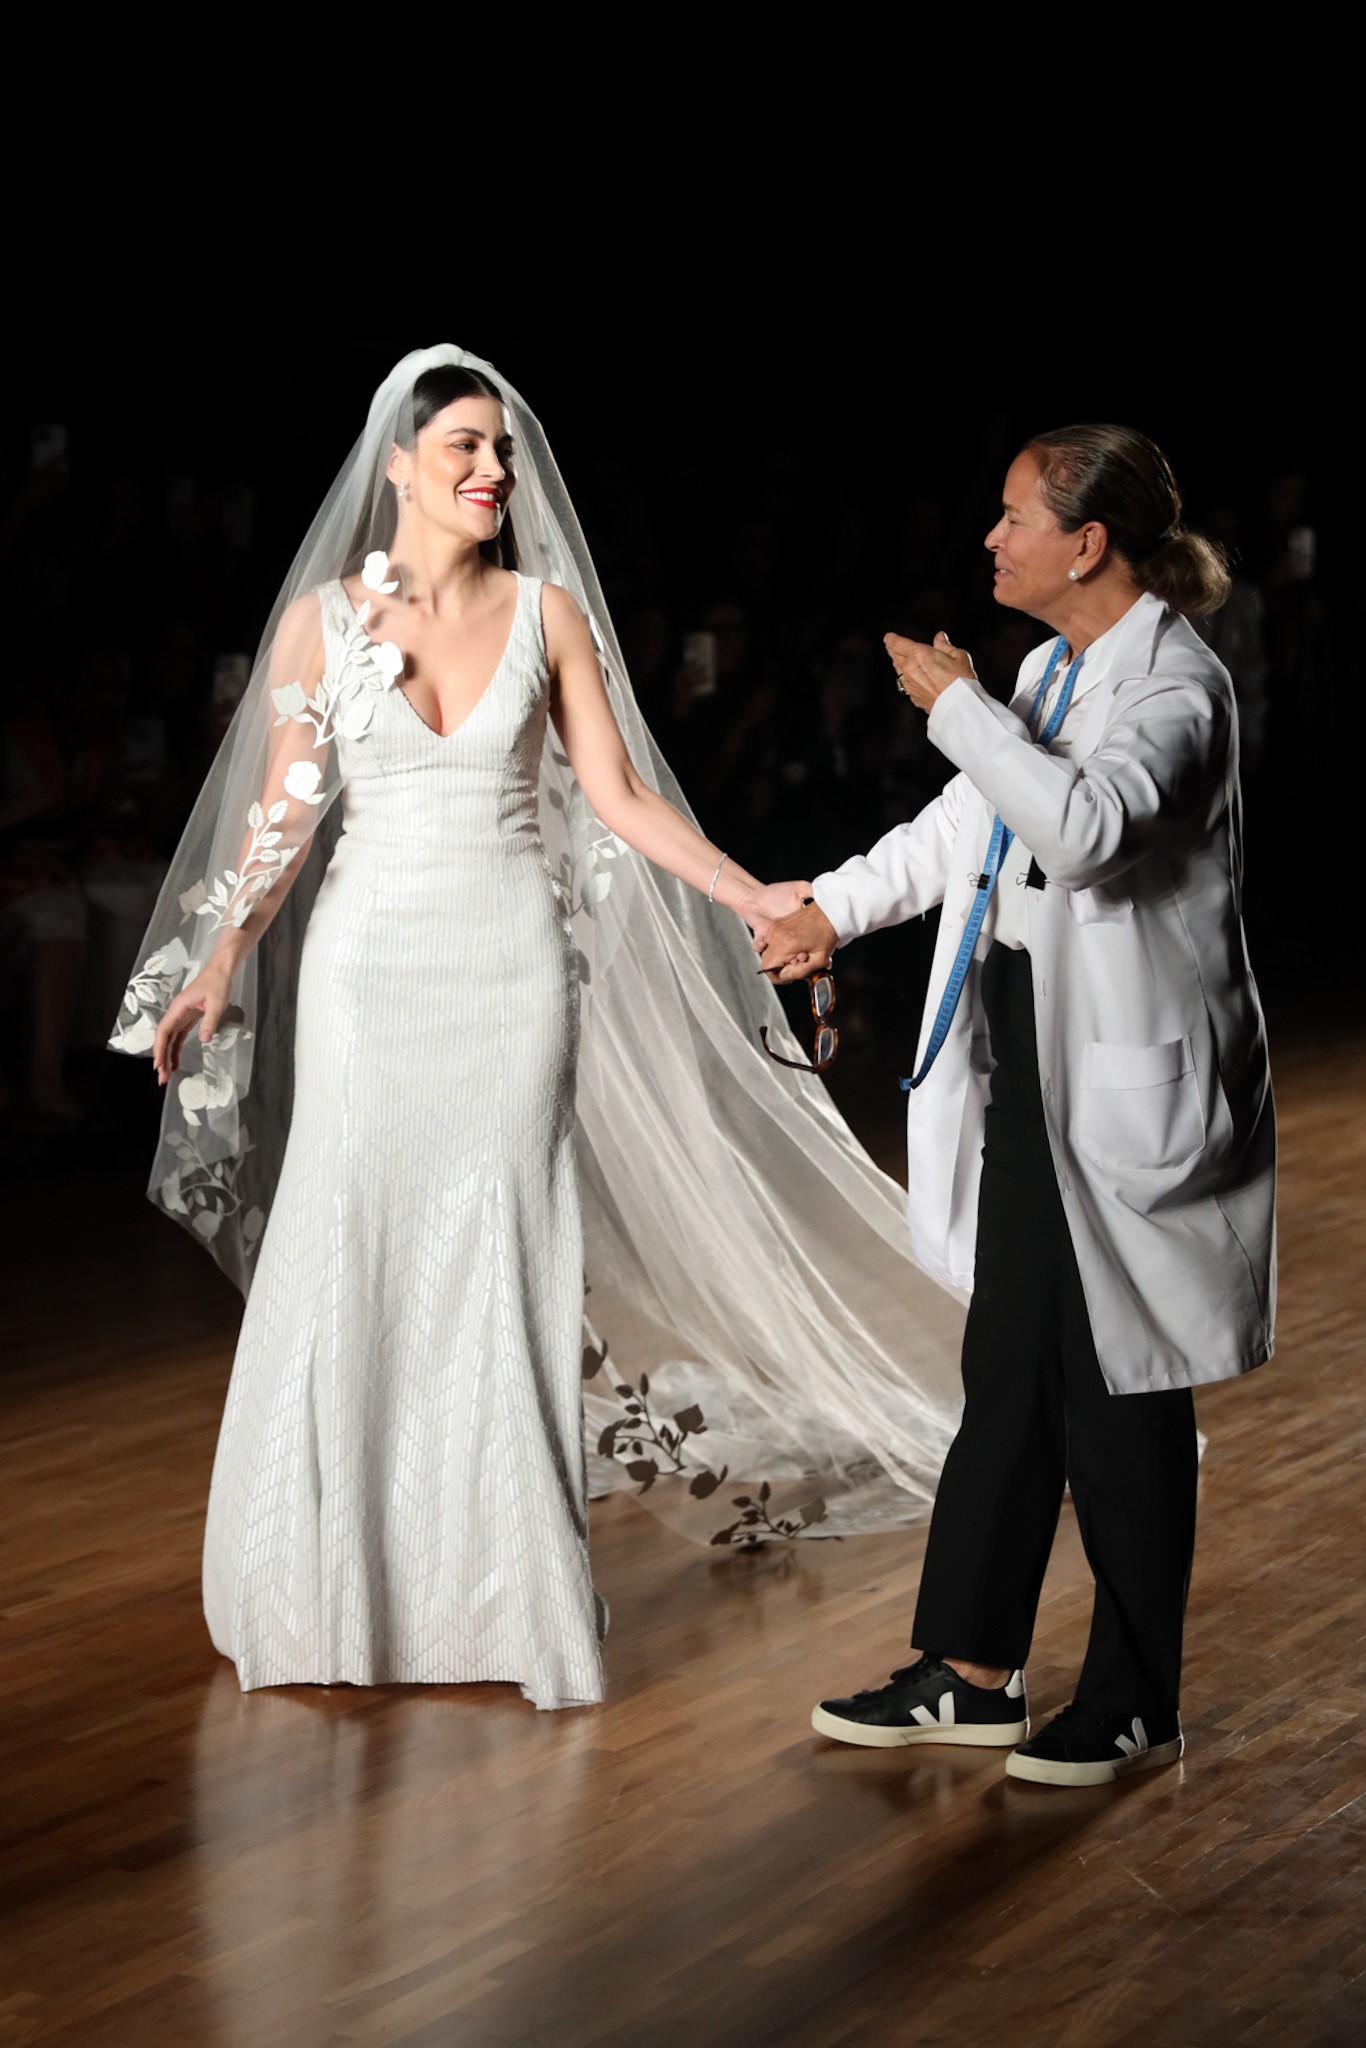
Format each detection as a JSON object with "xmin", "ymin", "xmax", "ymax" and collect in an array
[{"xmin": 110, "ymin": 551, "xmax": 414, "ymax": 1258}]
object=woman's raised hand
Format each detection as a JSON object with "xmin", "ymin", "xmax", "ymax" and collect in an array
[
  {"xmin": 153, "ymin": 964, "xmax": 234, "ymax": 1085},
  {"xmin": 885, "ymin": 630, "xmax": 977, "ymax": 711}
]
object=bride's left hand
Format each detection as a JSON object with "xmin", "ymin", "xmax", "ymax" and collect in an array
[{"xmin": 738, "ymin": 879, "xmax": 814, "ymax": 948}]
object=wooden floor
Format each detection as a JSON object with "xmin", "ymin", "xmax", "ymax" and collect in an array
[{"xmin": 2, "ymin": 1031, "xmax": 1365, "ymax": 2048}]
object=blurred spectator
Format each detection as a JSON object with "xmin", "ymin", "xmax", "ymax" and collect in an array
[
  {"xmin": 767, "ymin": 626, "xmax": 879, "ymax": 877},
  {"xmin": 618, "ymin": 602, "xmax": 676, "ymax": 735},
  {"xmin": 651, "ymin": 597, "xmax": 778, "ymax": 852},
  {"xmin": 0, "ymin": 375, "xmax": 1339, "ymax": 1151},
  {"xmin": 1191, "ymin": 505, "xmax": 1269, "ymax": 780},
  {"xmin": 1, "ymin": 672, "xmax": 89, "ymax": 1126}
]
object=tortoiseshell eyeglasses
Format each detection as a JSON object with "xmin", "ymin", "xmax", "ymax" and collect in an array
[{"xmin": 759, "ymin": 969, "xmax": 838, "ymax": 1074}]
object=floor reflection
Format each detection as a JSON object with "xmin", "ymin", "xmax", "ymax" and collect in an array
[{"xmin": 189, "ymin": 1665, "xmax": 603, "ymax": 2041}]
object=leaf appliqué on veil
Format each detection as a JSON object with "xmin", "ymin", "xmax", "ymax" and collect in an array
[{"xmin": 272, "ymin": 560, "xmax": 405, "ymax": 748}]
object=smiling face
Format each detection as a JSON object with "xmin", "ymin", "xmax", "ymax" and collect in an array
[
  {"xmin": 389, "ymin": 396, "xmax": 515, "ymax": 546},
  {"xmin": 984, "ymin": 451, "xmax": 1093, "ymax": 620}
]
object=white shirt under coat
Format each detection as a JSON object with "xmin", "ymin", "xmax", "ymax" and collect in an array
[
  {"xmin": 811, "ymin": 591, "xmax": 1276, "ymax": 1396},
  {"xmin": 991, "ymin": 614, "xmax": 1115, "ymax": 949}
]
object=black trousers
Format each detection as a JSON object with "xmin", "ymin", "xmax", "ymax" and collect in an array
[{"xmin": 911, "ymin": 944, "xmax": 1199, "ymax": 1717}]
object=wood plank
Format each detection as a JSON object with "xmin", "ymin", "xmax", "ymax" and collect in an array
[{"xmin": 1, "ymin": 1031, "xmax": 1363, "ymax": 2046}]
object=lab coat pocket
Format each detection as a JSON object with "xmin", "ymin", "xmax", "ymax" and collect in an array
[
  {"xmin": 1078, "ymin": 1036, "xmax": 1205, "ymax": 1173},
  {"xmin": 1068, "ymin": 883, "xmax": 1133, "ymax": 926}
]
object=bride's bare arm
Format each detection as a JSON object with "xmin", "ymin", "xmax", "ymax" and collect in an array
[
  {"xmin": 544, "ymin": 585, "xmax": 806, "ymax": 934},
  {"xmin": 153, "ymin": 599, "xmax": 331, "ymax": 1082}
]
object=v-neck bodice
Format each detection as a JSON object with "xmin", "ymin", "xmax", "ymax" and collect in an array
[
  {"xmin": 314, "ymin": 572, "xmax": 551, "ymax": 856},
  {"xmin": 334, "ymin": 572, "xmax": 528, "ymax": 743}
]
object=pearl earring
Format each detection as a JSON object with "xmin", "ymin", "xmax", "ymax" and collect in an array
[
  {"xmin": 1067, "ymin": 569, "xmax": 1079, "ymax": 581},
  {"xmin": 395, "ymin": 481, "xmax": 409, "ymax": 504}
]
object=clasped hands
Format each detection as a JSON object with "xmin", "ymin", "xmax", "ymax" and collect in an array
[
  {"xmin": 755, "ymin": 629, "xmax": 975, "ymax": 982},
  {"xmin": 885, "ymin": 629, "xmax": 977, "ymax": 712}
]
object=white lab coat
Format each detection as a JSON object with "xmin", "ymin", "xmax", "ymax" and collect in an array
[{"xmin": 812, "ymin": 592, "xmax": 1275, "ymax": 1394}]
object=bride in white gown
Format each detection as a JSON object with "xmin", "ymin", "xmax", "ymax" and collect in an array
[
  {"xmin": 143, "ymin": 364, "xmax": 794, "ymax": 1706},
  {"xmin": 113, "ymin": 347, "xmax": 967, "ymax": 1709}
]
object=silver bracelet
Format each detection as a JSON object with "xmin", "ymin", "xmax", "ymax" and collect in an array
[{"xmin": 707, "ymin": 852, "xmax": 728, "ymax": 904}]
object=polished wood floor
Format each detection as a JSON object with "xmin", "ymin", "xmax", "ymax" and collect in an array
[{"xmin": 2, "ymin": 1030, "xmax": 1365, "ymax": 2047}]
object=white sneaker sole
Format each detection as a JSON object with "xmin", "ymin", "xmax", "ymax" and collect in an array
[
  {"xmin": 811, "ymin": 1704, "xmax": 1029, "ymax": 1749},
  {"xmin": 1005, "ymin": 1735, "xmax": 1184, "ymax": 1786}
]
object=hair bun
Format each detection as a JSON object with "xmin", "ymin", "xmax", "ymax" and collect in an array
[{"xmin": 1149, "ymin": 530, "xmax": 1231, "ymax": 617}]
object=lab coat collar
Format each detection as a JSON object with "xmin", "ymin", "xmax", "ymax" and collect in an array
[
  {"xmin": 1068, "ymin": 593, "xmax": 1170, "ymax": 760},
  {"xmin": 1013, "ymin": 590, "xmax": 1168, "ymax": 726},
  {"xmin": 1084, "ymin": 588, "xmax": 1168, "ymax": 683}
]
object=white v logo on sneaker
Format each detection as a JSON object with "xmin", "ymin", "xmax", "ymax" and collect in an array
[
  {"xmin": 910, "ymin": 1692, "xmax": 957, "ymax": 1727},
  {"xmin": 1115, "ymin": 1716, "xmax": 1148, "ymax": 1758}
]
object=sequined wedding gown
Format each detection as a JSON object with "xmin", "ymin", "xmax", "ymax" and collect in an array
[{"xmin": 202, "ymin": 574, "xmax": 603, "ymax": 1708}]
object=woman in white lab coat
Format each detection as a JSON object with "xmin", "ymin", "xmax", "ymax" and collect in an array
[{"xmin": 761, "ymin": 424, "xmax": 1274, "ymax": 1786}]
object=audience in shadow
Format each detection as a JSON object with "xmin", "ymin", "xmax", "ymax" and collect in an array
[{"xmin": 0, "ymin": 414, "xmax": 1333, "ymax": 1162}]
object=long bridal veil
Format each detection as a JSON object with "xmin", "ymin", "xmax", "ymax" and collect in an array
[{"xmin": 112, "ymin": 344, "xmax": 965, "ymax": 1543}]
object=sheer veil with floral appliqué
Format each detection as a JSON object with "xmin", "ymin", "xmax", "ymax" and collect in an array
[{"xmin": 112, "ymin": 344, "xmax": 967, "ymax": 1544}]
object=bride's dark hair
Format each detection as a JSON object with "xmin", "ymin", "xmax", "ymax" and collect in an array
[{"xmin": 347, "ymin": 364, "xmax": 520, "ymax": 572}]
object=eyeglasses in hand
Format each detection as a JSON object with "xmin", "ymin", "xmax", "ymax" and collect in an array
[{"xmin": 760, "ymin": 968, "xmax": 838, "ymax": 1074}]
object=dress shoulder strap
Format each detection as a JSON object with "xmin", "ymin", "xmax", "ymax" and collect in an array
[{"xmin": 515, "ymin": 572, "xmax": 548, "ymax": 668}]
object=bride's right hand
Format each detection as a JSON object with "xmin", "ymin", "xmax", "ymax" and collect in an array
[{"xmin": 153, "ymin": 965, "xmax": 234, "ymax": 1085}]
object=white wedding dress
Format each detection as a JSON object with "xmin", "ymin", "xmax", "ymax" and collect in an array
[{"xmin": 202, "ymin": 573, "xmax": 604, "ymax": 1708}]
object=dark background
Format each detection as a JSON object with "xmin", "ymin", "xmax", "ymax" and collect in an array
[{"xmin": 1, "ymin": 305, "xmax": 1354, "ymax": 1158}]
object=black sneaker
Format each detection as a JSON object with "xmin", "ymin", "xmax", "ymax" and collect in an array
[
  {"xmin": 1006, "ymin": 1703, "xmax": 1183, "ymax": 1785},
  {"xmin": 811, "ymin": 1655, "xmax": 1028, "ymax": 1749}
]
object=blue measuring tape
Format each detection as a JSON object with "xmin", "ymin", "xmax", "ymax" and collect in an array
[{"xmin": 903, "ymin": 637, "xmax": 1083, "ymax": 1092}]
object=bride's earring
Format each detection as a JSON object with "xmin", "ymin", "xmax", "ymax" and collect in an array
[
  {"xmin": 1067, "ymin": 569, "xmax": 1079, "ymax": 581},
  {"xmin": 395, "ymin": 480, "xmax": 409, "ymax": 505}
]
